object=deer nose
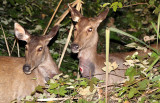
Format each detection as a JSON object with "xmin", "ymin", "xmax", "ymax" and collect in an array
[
  {"xmin": 71, "ymin": 43, "xmax": 79, "ymax": 50},
  {"xmin": 23, "ymin": 64, "xmax": 31, "ymax": 74}
]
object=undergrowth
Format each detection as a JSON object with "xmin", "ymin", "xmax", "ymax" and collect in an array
[{"xmin": 13, "ymin": 44, "xmax": 160, "ymax": 103}]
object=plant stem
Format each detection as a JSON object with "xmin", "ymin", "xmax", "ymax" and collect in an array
[{"xmin": 105, "ymin": 28, "xmax": 110, "ymax": 102}]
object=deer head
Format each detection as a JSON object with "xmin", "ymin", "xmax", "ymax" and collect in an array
[
  {"xmin": 69, "ymin": 6, "xmax": 109, "ymax": 53},
  {"xmin": 14, "ymin": 23, "xmax": 59, "ymax": 74}
]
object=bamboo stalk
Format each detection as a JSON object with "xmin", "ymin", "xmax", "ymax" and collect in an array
[
  {"xmin": 43, "ymin": 0, "xmax": 63, "ymax": 35},
  {"xmin": 105, "ymin": 28, "xmax": 110, "ymax": 102},
  {"xmin": 1, "ymin": 24, "xmax": 11, "ymax": 56},
  {"xmin": 54, "ymin": 0, "xmax": 82, "ymax": 26},
  {"xmin": 157, "ymin": 13, "xmax": 160, "ymax": 49},
  {"xmin": 58, "ymin": 24, "xmax": 74, "ymax": 68}
]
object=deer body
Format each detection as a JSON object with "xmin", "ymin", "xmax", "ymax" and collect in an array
[
  {"xmin": 0, "ymin": 23, "xmax": 60, "ymax": 103},
  {"xmin": 69, "ymin": 6, "xmax": 156, "ymax": 86}
]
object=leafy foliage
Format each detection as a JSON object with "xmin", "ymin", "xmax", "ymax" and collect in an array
[
  {"xmin": 0, "ymin": 0, "xmax": 160, "ymax": 102},
  {"xmin": 110, "ymin": 48, "xmax": 160, "ymax": 103},
  {"xmin": 21, "ymin": 73, "xmax": 105, "ymax": 102}
]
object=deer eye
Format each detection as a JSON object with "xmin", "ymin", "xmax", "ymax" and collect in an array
[
  {"xmin": 38, "ymin": 47, "xmax": 43, "ymax": 52},
  {"xmin": 88, "ymin": 27, "xmax": 92, "ymax": 32}
]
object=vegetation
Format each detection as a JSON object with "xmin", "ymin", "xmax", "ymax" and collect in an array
[{"xmin": 0, "ymin": 0, "xmax": 160, "ymax": 102}]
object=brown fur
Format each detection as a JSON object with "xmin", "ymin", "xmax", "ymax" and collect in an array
[
  {"xmin": 69, "ymin": 6, "xmax": 158, "ymax": 86},
  {"xmin": 0, "ymin": 23, "xmax": 60, "ymax": 102}
]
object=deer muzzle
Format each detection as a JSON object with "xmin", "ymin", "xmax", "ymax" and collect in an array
[
  {"xmin": 71, "ymin": 43, "xmax": 79, "ymax": 53},
  {"xmin": 23, "ymin": 64, "xmax": 31, "ymax": 74}
]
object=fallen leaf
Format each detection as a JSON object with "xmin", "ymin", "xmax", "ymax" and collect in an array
[
  {"xmin": 125, "ymin": 42, "xmax": 137, "ymax": 48},
  {"xmin": 79, "ymin": 86, "xmax": 96, "ymax": 96},
  {"xmin": 102, "ymin": 61, "xmax": 118, "ymax": 72}
]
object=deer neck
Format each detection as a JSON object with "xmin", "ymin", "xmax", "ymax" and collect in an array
[
  {"xmin": 78, "ymin": 43, "xmax": 98, "ymax": 78},
  {"xmin": 78, "ymin": 43, "xmax": 98, "ymax": 60},
  {"xmin": 37, "ymin": 47, "xmax": 59, "ymax": 82}
]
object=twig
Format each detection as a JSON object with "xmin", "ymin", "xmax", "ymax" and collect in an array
[
  {"xmin": 145, "ymin": 87, "xmax": 159, "ymax": 95},
  {"xmin": 58, "ymin": 24, "xmax": 74, "ymax": 68},
  {"xmin": 11, "ymin": 39, "xmax": 16, "ymax": 54},
  {"xmin": 1, "ymin": 24, "xmax": 11, "ymax": 56},
  {"xmin": 37, "ymin": 98, "xmax": 69, "ymax": 102},
  {"xmin": 17, "ymin": 41, "xmax": 20, "ymax": 57},
  {"xmin": 122, "ymin": 2, "xmax": 148, "ymax": 8},
  {"xmin": 58, "ymin": 0, "xmax": 82, "ymax": 68},
  {"xmin": 42, "ymin": 0, "xmax": 63, "ymax": 35},
  {"xmin": 54, "ymin": 0, "xmax": 82, "ymax": 26}
]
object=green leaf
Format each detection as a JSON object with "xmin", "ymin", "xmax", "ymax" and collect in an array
[
  {"xmin": 89, "ymin": 81, "xmax": 94, "ymax": 92},
  {"xmin": 102, "ymin": 3, "xmax": 110, "ymax": 8},
  {"xmin": 125, "ymin": 67, "xmax": 136, "ymax": 81},
  {"xmin": 15, "ymin": 0, "xmax": 25, "ymax": 4},
  {"xmin": 71, "ymin": 91, "xmax": 78, "ymax": 96},
  {"xmin": 98, "ymin": 98, "xmax": 106, "ymax": 103},
  {"xmin": 91, "ymin": 77, "xmax": 99, "ymax": 84},
  {"xmin": 47, "ymin": 89, "xmax": 54, "ymax": 94},
  {"xmin": 35, "ymin": 85, "xmax": 44, "ymax": 93},
  {"xmin": 151, "ymin": 75, "xmax": 160, "ymax": 82},
  {"xmin": 113, "ymin": 6, "xmax": 117, "ymax": 12},
  {"xmin": 118, "ymin": 2, "xmax": 122, "ymax": 8},
  {"xmin": 118, "ymin": 87, "xmax": 128, "ymax": 96},
  {"xmin": 78, "ymin": 99, "xmax": 88, "ymax": 103},
  {"xmin": 149, "ymin": 0, "xmax": 155, "ymax": 5},
  {"xmin": 49, "ymin": 83, "xmax": 59, "ymax": 89},
  {"xmin": 151, "ymin": 22, "xmax": 157, "ymax": 34},
  {"xmin": 150, "ymin": 52, "xmax": 159, "ymax": 58},
  {"xmin": 128, "ymin": 88, "xmax": 137, "ymax": 99},
  {"xmin": 111, "ymin": 2, "xmax": 118, "ymax": 12},
  {"xmin": 139, "ymin": 97, "xmax": 146, "ymax": 103},
  {"xmin": 8, "ymin": 0, "xmax": 15, "ymax": 5},
  {"xmin": 138, "ymin": 79, "xmax": 149, "ymax": 90},
  {"xmin": 154, "ymin": 6, "xmax": 160, "ymax": 14},
  {"xmin": 110, "ymin": 2, "xmax": 122, "ymax": 12},
  {"xmin": 65, "ymin": 100, "xmax": 71, "ymax": 103},
  {"xmin": 58, "ymin": 86, "xmax": 67, "ymax": 96},
  {"xmin": 25, "ymin": 6, "xmax": 32, "ymax": 16},
  {"xmin": 80, "ymin": 80, "xmax": 87, "ymax": 87}
]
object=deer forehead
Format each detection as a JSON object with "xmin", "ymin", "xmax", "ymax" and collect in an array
[
  {"xmin": 76, "ymin": 17, "xmax": 97, "ymax": 29},
  {"xmin": 27, "ymin": 36, "xmax": 45, "ymax": 49}
]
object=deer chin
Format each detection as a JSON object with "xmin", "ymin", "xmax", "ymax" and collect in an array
[
  {"xmin": 24, "ymin": 71, "xmax": 31, "ymax": 75},
  {"xmin": 71, "ymin": 48, "xmax": 80, "ymax": 53},
  {"xmin": 24, "ymin": 67, "xmax": 35, "ymax": 75}
]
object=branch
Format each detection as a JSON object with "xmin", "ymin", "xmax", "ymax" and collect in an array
[
  {"xmin": 122, "ymin": 2, "xmax": 149, "ymax": 8},
  {"xmin": 58, "ymin": 0, "xmax": 83, "ymax": 68},
  {"xmin": 37, "ymin": 98, "xmax": 69, "ymax": 102},
  {"xmin": 42, "ymin": 0, "xmax": 63, "ymax": 35},
  {"xmin": 1, "ymin": 24, "xmax": 11, "ymax": 56}
]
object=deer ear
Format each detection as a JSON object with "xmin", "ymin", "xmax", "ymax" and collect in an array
[
  {"xmin": 44, "ymin": 25, "xmax": 59, "ymax": 44},
  {"xmin": 69, "ymin": 5, "xmax": 82, "ymax": 22},
  {"xmin": 14, "ymin": 23, "xmax": 30, "ymax": 42},
  {"xmin": 96, "ymin": 8, "xmax": 109, "ymax": 23}
]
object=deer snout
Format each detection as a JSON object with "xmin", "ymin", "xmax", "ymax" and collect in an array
[
  {"xmin": 71, "ymin": 43, "xmax": 79, "ymax": 53},
  {"xmin": 23, "ymin": 64, "xmax": 31, "ymax": 74}
]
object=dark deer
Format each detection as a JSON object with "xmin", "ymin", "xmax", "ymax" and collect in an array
[
  {"xmin": 0, "ymin": 23, "xmax": 60, "ymax": 103},
  {"xmin": 69, "ymin": 6, "xmax": 157, "ymax": 86}
]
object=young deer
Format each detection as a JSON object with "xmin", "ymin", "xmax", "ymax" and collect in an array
[
  {"xmin": 69, "ymin": 6, "xmax": 157, "ymax": 86},
  {"xmin": 0, "ymin": 23, "xmax": 60, "ymax": 103}
]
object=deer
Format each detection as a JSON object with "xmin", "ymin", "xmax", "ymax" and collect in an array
[
  {"xmin": 0, "ymin": 23, "xmax": 60, "ymax": 103},
  {"xmin": 69, "ymin": 6, "xmax": 158, "ymax": 87}
]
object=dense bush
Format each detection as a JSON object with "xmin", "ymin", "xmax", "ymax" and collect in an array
[{"xmin": 0, "ymin": 0, "xmax": 160, "ymax": 102}]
